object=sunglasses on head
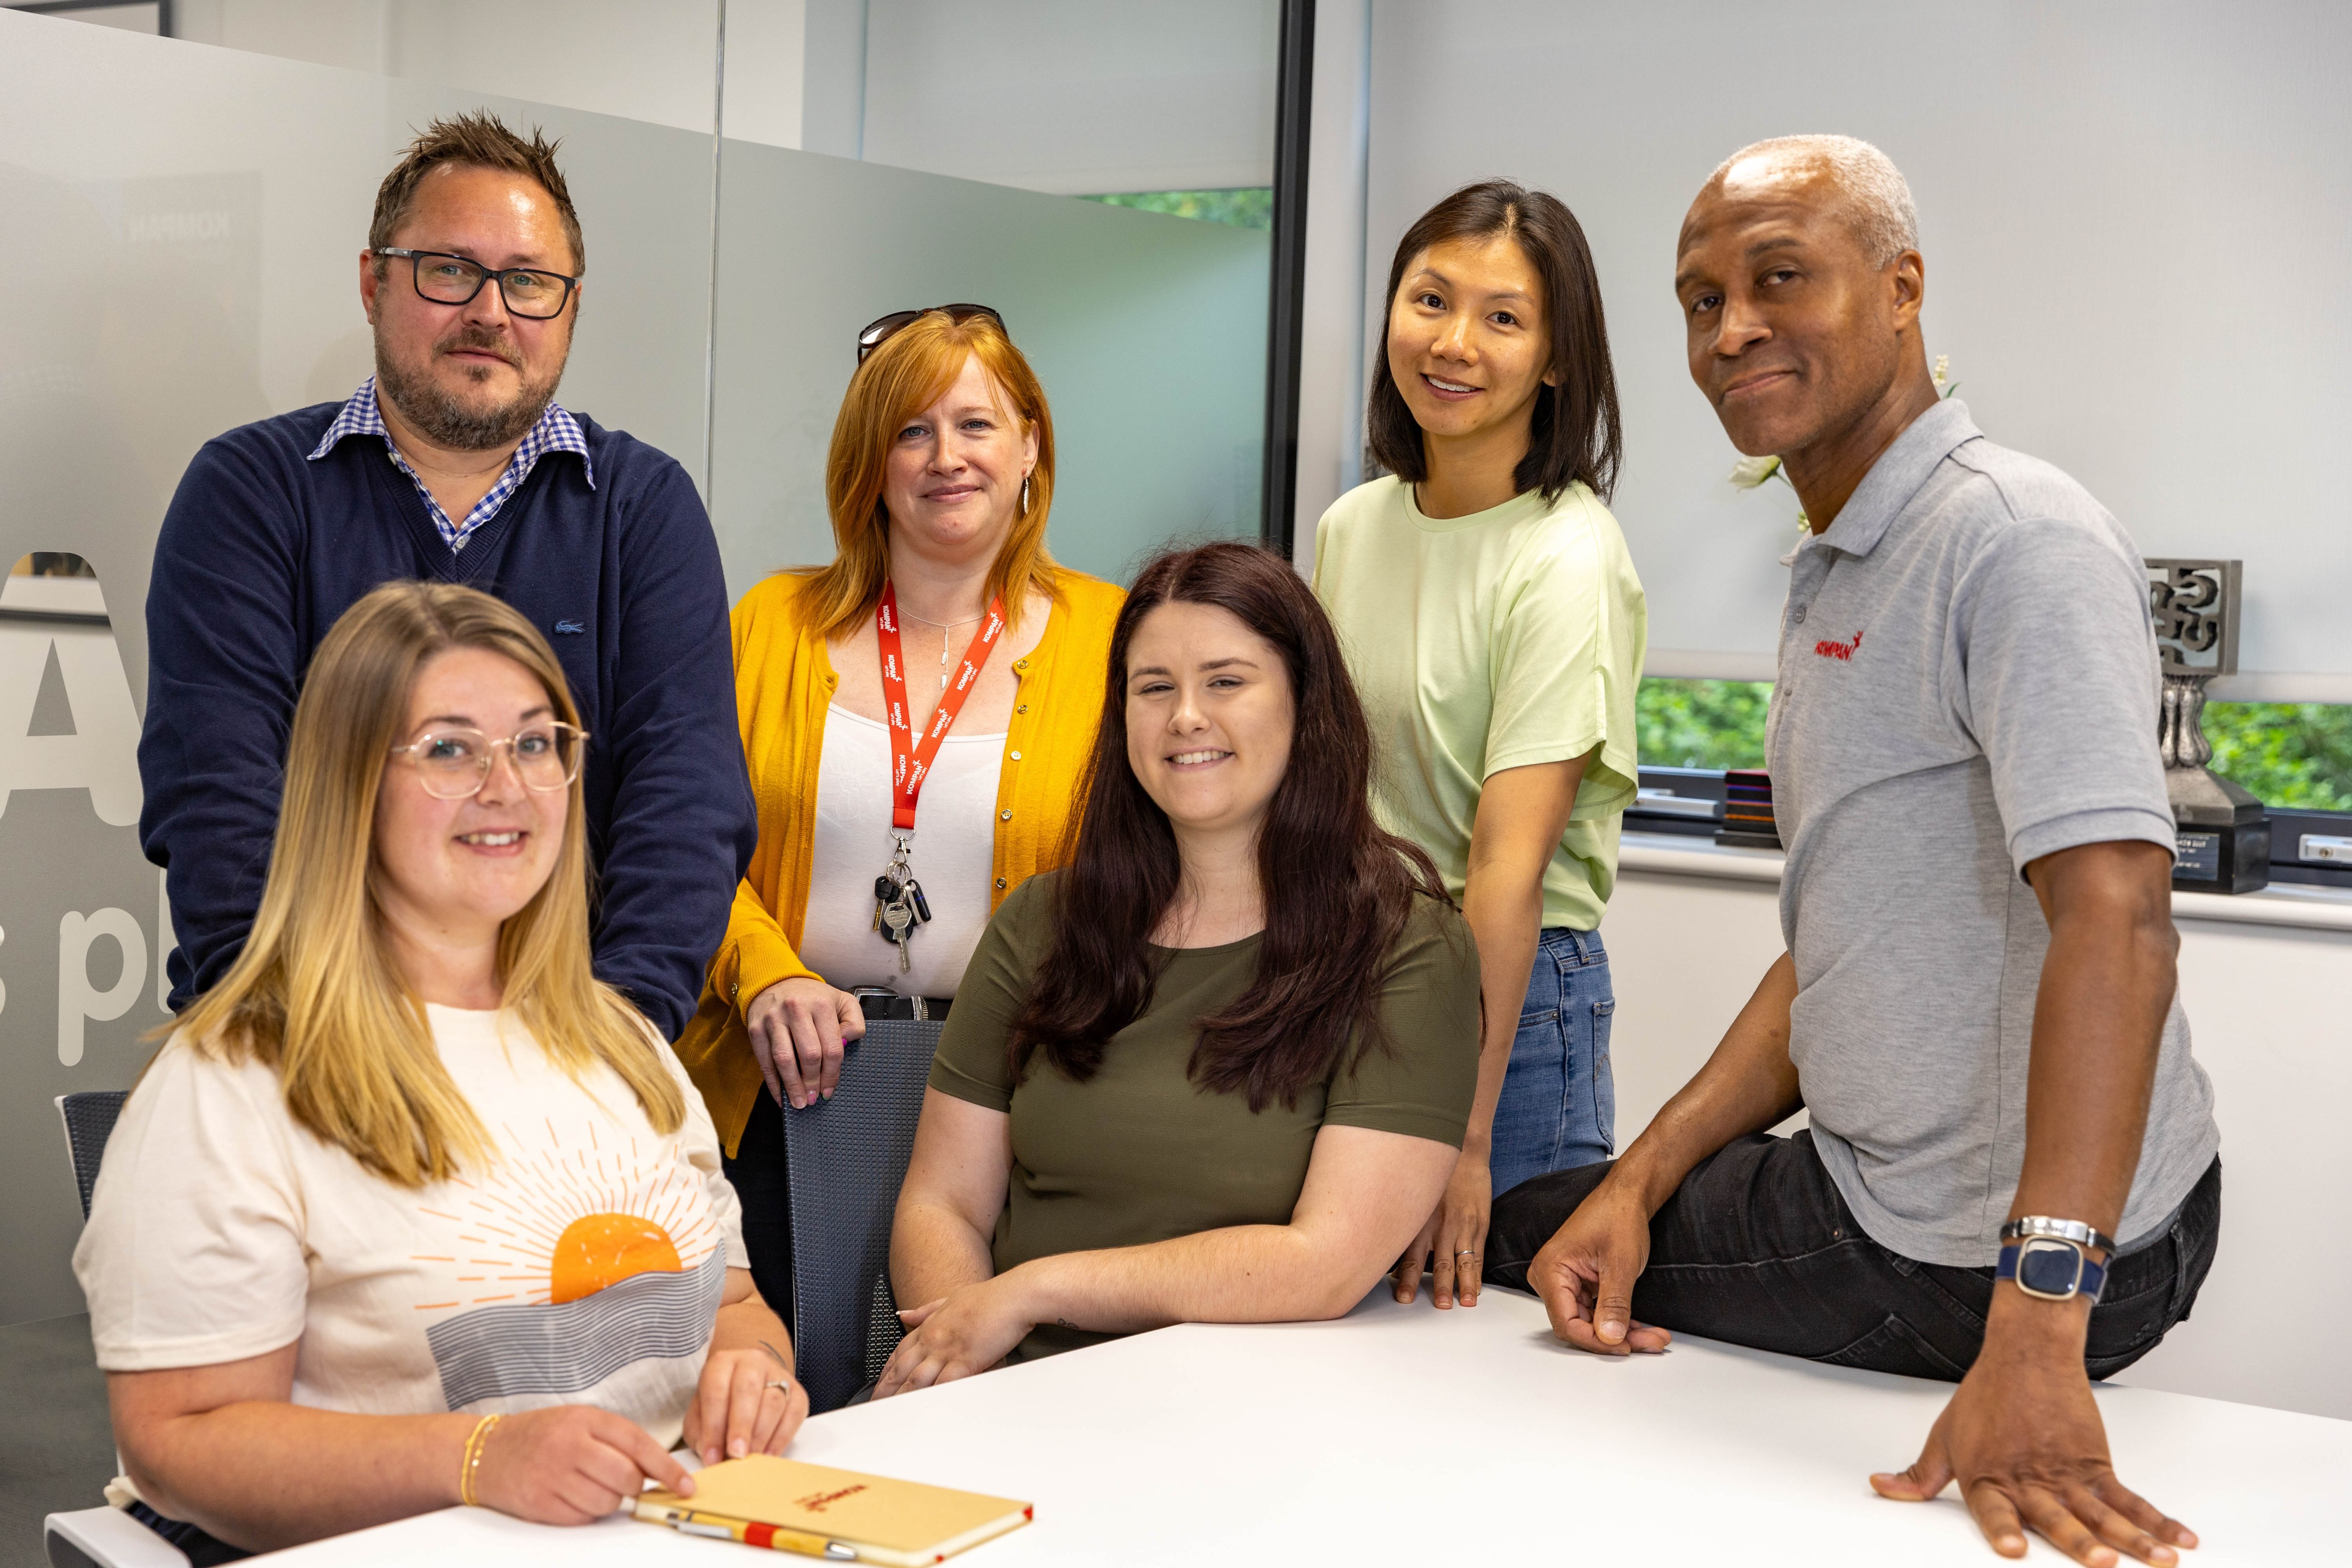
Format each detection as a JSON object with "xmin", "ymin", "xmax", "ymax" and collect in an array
[{"xmin": 856, "ymin": 303, "xmax": 1007, "ymax": 364}]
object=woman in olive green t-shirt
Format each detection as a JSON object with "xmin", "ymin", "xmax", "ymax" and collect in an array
[{"xmin": 875, "ymin": 541, "xmax": 1481, "ymax": 1391}]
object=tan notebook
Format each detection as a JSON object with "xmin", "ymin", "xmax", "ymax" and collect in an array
[{"xmin": 634, "ymin": 1455, "xmax": 1032, "ymax": 1566}]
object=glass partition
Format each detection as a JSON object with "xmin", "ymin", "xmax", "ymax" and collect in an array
[
  {"xmin": 707, "ymin": 141, "xmax": 1271, "ymax": 596},
  {"xmin": 0, "ymin": 2, "xmax": 1291, "ymax": 1322},
  {"xmin": 0, "ymin": 8, "xmax": 715, "ymax": 1322},
  {"xmin": 709, "ymin": 0, "xmax": 1283, "ymax": 593}
]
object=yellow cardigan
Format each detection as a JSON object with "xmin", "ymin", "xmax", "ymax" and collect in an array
[{"xmin": 675, "ymin": 567, "xmax": 1126, "ymax": 1155}]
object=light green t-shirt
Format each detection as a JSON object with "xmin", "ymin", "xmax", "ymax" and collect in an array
[{"xmin": 1312, "ymin": 476, "xmax": 1647, "ymax": 930}]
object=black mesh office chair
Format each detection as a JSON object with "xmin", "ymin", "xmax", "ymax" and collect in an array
[
  {"xmin": 779, "ymin": 1018, "xmax": 943, "ymax": 1413},
  {"xmin": 47, "ymin": 1090, "xmax": 192, "ymax": 1568},
  {"xmin": 56, "ymin": 1090, "xmax": 129, "ymax": 1220}
]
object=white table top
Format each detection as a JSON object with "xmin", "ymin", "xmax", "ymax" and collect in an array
[{"xmin": 258, "ymin": 1288, "xmax": 2347, "ymax": 1566}]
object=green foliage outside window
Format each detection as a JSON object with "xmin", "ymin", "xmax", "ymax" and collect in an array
[
  {"xmin": 1635, "ymin": 678, "xmax": 2352, "ymax": 811},
  {"xmin": 1081, "ymin": 188, "xmax": 1273, "ymax": 230},
  {"xmin": 2202, "ymin": 702, "xmax": 2352, "ymax": 811},
  {"xmin": 1636, "ymin": 679, "xmax": 1771, "ymax": 771}
]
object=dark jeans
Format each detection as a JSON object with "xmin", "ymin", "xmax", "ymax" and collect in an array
[
  {"xmin": 723, "ymin": 1090, "xmax": 795, "ymax": 1333},
  {"xmin": 129, "ymin": 1500, "xmax": 250, "ymax": 1565},
  {"xmin": 1485, "ymin": 1130, "xmax": 2221, "ymax": 1382}
]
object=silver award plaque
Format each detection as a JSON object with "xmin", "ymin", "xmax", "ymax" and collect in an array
[{"xmin": 2146, "ymin": 559, "xmax": 2268, "ymax": 894}]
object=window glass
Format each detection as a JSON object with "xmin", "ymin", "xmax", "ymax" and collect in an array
[
  {"xmin": 1636, "ymin": 678, "xmax": 1769, "ymax": 772},
  {"xmin": 2204, "ymin": 703, "xmax": 2352, "ymax": 812},
  {"xmin": 1082, "ymin": 189, "xmax": 1273, "ymax": 230},
  {"xmin": 1635, "ymin": 677, "xmax": 2352, "ymax": 818}
]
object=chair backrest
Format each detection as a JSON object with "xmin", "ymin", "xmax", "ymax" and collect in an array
[
  {"xmin": 56, "ymin": 1090, "xmax": 129, "ymax": 1221},
  {"xmin": 780, "ymin": 1018, "xmax": 943, "ymax": 1413}
]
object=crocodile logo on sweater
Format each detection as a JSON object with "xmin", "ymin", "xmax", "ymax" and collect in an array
[{"xmin": 553, "ymin": 620, "xmax": 585, "ymax": 635}]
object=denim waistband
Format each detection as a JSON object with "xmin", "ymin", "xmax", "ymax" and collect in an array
[{"xmin": 1538, "ymin": 926, "xmax": 1606, "ymax": 966}]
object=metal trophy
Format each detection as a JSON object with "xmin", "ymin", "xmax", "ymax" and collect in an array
[{"xmin": 2146, "ymin": 559, "xmax": 2268, "ymax": 894}]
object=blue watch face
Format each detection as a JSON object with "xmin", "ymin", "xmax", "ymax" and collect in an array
[{"xmin": 2017, "ymin": 1241, "xmax": 2084, "ymax": 1297}]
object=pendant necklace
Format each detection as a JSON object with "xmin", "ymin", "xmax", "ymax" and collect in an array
[{"xmin": 902, "ymin": 609, "xmax": 984, "ymax": 691}]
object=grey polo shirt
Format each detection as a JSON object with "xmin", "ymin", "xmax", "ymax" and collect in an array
[{"xmin": 1769, "ymin": 398, "xmax": 2219, "ymax": 1267}]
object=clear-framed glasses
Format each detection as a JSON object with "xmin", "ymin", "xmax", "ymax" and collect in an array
[
  {"xmin": 857, "ymin": 303, "xmax": 1006, "ymax": 364},
  {"xmin": 375, "ymin": 248, "xmax": 581, "ymax": 320},
  {"xmin": 388, "ymin": 722, "xmax": 589, "ymax": 800}
]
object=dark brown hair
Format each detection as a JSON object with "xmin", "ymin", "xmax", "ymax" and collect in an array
[
  {"xmin": 369, "ymin": 111, "xmax": 585, "ymax": 275},
  {"xmin": 1009, "ymin": 541, "xmax": 1450, "ymax": 1111},
  {"xmin": 1367, "ymin": 179, "xmax": 1622, "ymax": 501}
]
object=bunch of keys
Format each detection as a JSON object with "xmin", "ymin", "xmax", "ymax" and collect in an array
[{"xmin": 871, "ymin": 834, "xmax": 932, "ymax": 973}]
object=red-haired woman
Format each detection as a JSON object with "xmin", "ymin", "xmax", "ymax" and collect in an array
[
  {"xmin": 671, "ymin": 308, "xmax": 1124, "ymax": 1323},
  {"xmin": 873, "ymin": 541, "xmax": 1481, "ymax": 1391}
]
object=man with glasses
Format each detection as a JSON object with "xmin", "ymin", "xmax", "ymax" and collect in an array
[{"xmin": 138, "ymin": 111, "xmax": 755, "ymax": 1044}]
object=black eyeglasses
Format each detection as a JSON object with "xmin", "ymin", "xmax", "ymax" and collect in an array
[
  {"xmin": 376, "ymin": 248, "xmax": 581, "ymax": 320},
  {"xmin": 857, "ymin": 303, "xmax": 1006, "ymax": 364}
]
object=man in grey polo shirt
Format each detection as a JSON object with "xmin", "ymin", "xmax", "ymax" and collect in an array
[{"xmin": 1485, "ymin": 136, "xmax": 2220, "ymax": 1566}]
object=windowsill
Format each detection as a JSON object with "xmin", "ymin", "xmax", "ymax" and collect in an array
[{"xmin": 1619, "ymin": 830, "xmax": 2352, "ymax": 934}]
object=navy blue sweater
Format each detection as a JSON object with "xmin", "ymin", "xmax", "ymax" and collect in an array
[{"xmin": 138, "ymin": 402, "xmax": 756, "ymax": 1040}]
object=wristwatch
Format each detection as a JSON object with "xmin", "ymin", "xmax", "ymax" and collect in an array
[{"xmin": 1996, "ymin": 1216, "xmax": 2117, "ymax": 1304}]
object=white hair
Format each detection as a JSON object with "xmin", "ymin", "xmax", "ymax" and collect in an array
[{"xmin": 1709, "ymin": 135, "xmax": 1919, "ymax": 266}]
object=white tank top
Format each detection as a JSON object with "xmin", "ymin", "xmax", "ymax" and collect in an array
[{"xmin": 796, "ymin": 703, "xmax": 1006, "ymax": 999}]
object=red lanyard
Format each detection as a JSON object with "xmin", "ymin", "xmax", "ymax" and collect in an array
[{"xmin": 877, "ymin": 583, "xmax": 1007, "ymax": 833}]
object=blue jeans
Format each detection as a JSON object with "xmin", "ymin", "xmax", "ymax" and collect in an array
[{"xmin": 1488, "ymin": 927, "xmax": 1615, "ymax": 1197}]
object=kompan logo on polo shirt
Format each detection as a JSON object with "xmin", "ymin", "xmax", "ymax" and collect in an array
[{"xmin": 1813, "ymin": 628, "xmax": 1864, "ymax": 662}]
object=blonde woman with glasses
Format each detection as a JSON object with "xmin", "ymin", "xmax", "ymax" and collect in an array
[{"xmin": 76, "ymin": 583, "xmax": 802, "ymax": 1560}]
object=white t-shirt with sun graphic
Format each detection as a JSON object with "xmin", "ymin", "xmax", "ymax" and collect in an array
[{"xmin": 75, "ymin": 1004, "xmax": 750, "ymax": 1448}]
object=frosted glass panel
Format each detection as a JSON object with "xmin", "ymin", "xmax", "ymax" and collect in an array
[
  {"xmin": 707, "ymin": 140, "xmax": 1271, "ymax": 597},
  {"xmin": 0, "ymin": 8, "xmax": 715, "ymax": 1321},
  {"xmin": 0, "ymin": 4, "xmax": 1280, "ymax": 1326}
]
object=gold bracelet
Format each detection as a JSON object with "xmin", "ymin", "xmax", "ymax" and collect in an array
[{"xmin": 458, "ymin": 1414, "xmax": 501, "ymax": 1506}]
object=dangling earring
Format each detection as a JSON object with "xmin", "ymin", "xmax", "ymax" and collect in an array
[{"xmin": 1021, "ymin": 475, "xmax": 1032, "ymax": 515}]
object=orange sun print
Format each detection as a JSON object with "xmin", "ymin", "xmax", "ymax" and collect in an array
[{"xmin": 412, "ymin": 1120, "xmax": 719, "ymax": 1311}]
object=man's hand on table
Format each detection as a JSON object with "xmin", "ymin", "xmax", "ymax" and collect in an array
[
  {"xmin": 872, "ymin": 1277, "xmax": 1032, "ymax": 1398},
  {"xmin": 1526, "ymin": 1174, "xmax": 1673, "ymax": 1354},
  {"xmin": 1872, "ymin": 1285, "xmax": 2196, "ymax": 1565}
]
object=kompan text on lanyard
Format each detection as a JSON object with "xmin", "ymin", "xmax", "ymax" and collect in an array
[{"xmin": 873, "ymin": 584, "xmax": 1006, "ymax": 972}]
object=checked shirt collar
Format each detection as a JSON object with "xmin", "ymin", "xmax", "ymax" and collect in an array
[{"xmin": 309, "ymin": 375, "xmax": 593, "ymax": 552}]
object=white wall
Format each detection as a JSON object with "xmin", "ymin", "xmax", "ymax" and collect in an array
[
  {"xmin": 1343, "ymin": 0, "xmax": 2352, "ymax": 696},
  {"xmin": 167, "ymin": 0, "xmax": 724, "ymax": 133},
  {"xmin": 1604, "ymin": 852, "xmax": 2352, "ymax": 1422},
  {"xmin": 857, "ymin": 0, "xmax": 1279, "ymax": 194},
  {"xmin": 723, "ymin": 0, "xmax": 806, "ymax": 150},
  {"xmin": 152, "ymin": 0, "xmax": 1279, "ymax": 200}
]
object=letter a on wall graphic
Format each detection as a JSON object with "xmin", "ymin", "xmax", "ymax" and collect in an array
[{"xmin": 0, "ymin": 565, "xmax": 143, "ymax": 826}]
